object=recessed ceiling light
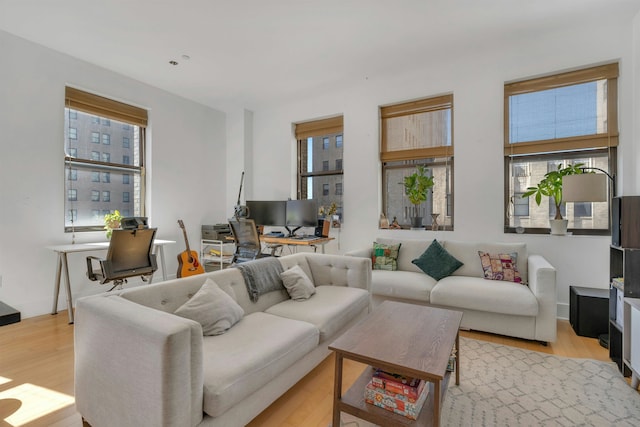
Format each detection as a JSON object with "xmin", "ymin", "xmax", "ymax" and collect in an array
[
  {"xmin": 181, "ymin": 55, "xmax": 190, "ymax": 60},
  {"xmin": 169, "ymin": 60, "xmax": 178, "ymax": 66}
]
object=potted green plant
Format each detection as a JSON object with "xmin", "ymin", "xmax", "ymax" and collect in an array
[
  {"xmin": 403, "ymin": 165, "xmax": 435, "ymax": 228},
  {"xmin": 104, "ymin": 210, "xmax": 122, "ymax": 239},
  {"xmin": 521, "ymin": 163, "xmax": 585, "ymax": 235}
]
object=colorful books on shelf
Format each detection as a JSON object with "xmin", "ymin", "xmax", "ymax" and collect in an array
[{"xmin": 365, "ymin": 369, "xmax": 429, "ymax": 420}]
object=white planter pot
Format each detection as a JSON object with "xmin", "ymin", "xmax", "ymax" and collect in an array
[{"xmin": 550, "ymin": 219, "xmax": 569, "ymax": 235}]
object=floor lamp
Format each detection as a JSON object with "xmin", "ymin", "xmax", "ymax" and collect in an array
[{"xmin": 562, "ymin": 168, "xmax": 615, "ymax": 349}]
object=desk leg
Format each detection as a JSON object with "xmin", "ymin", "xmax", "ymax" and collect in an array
[
  {"xmin": 61, "ymin": 253, "xmax": 74, "ymax": 324},
  {"xmin": 51, "ymin": 254, "xmax": 63, "ymax": 315},
  {"xmin": 332, "ymin": 352, "xmax": 343, "ymax": 427},
  {"xmin": 158, "ymin": 246, "xmax": 167, "ymax": 281},
  {"xmin": 456, "ymin": 330, "xmax": 460, "ymax": 385}
]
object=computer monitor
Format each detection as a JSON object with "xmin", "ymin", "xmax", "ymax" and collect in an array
[
  {"xmin": 246, "ymin": 200, "xmax": 287, "ymax": 226},
  {"xmin": 285, "ymin": 199, "xmax": 318, "ymax": 236}
]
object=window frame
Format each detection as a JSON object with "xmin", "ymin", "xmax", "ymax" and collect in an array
[
  {"xmin": 295, "ymin": 116, "xmax": 344, "ymax": 221},
  {"xmin": 64, "ymin": 86, "xmax": 147, "ymax": 233},
  {"xmin": 503, "ymin": 63, "xmax": 618, "ymax": 235},
  {"xmin": 380, "ymin": 94, "xmax": 454, "ymax": 230}
]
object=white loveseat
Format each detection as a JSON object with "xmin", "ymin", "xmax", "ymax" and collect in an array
[
  {"xmin": 74, "ymin": 253, "xmax": 371, "ymax": 427},
  {"xmin": 346, "ymin": 238, "xmax": 556, "ymax": 343}
]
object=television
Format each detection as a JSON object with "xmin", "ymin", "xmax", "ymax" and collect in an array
[
  {"xmin": 246, "ymin": 200, "xmax": 287, "ymax": 226},
  {"xmin": 285, "ymin": 199, "xmax": 318, "ymax": 236}
]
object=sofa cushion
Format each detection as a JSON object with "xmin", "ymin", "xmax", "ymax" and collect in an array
[
  {"xmin": 371, "ymin": 270, "xmax": 436, "ymax": 303},
  {"xmin": 376, "ymin": 238, "xmax": 430, "ymax": 273},
  {"xmin": 201, "ymin": 312, "xmax": 319, "ymax": 417},
  {"xmin": 412, "ymin": 239, "xmax": 463, "ymax": 280},
  {"xmin": 443, "ymin": 241, "xmax": 528, "ymax": 282},
  {"xmin": 478, "ymin": 251, "xmax": 522, "ymax": 284},
  {"xmin": 280, "ymin": 265, "xmax": 316, "ymax": 300},
  {"xmin": 265, "ymin": 285, "xmax": 369, "ymax": 342},
  {"xmin": 430, "ymin": 276, "xmax": 538, "ymax": 316},
  {"xmin": 174, "ymin": 278, "xmax": 245, "ymax": 335},
  {"xmin": 372, "ymin": 242, "xmax": 401, "ymax": 270}
]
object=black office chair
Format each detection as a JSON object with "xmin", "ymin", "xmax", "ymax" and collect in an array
[
  {"xmin": 228, "ymin": 218, "xmax": 278, "ymax": 264},
  {"xmin": 86, "ymin": 228, "xmax": 158, "ymax": 291}
]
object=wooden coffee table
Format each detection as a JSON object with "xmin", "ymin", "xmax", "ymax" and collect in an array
[{"xmin": 329, "ymin": 301, "xmax": 462, "ymax": 427}]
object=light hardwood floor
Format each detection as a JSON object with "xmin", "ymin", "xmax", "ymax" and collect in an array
[{"xmin": 0, "ymin": 312, "xmax": 615, "ymax": 427}]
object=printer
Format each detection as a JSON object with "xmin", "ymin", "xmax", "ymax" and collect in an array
[{"xmin": 202, "ymin": 223, "xmax": 232, "ymax": 240}]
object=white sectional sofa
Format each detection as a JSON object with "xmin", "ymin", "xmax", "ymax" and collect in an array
[
  {"xmin": 74, "ymin": 252, "xmax": 371, "ymax": 427},
  {"xmin": 346, "ymin": 238, "xmax": 556, "ymax": 343}
]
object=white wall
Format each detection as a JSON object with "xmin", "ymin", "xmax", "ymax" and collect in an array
[
  {"xmin": 0, "ymin": 30, "xmax": 227, "ymax": 318},
  {"xmin": 247, "ymin": 17, "xmax": 640, "ymax": 319}
]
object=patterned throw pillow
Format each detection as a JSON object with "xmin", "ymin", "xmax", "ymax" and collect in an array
[
  {"xmin": 372, "ymin": 242, "xmax": 402, "ymax": 271},
  {"xmin": 412, "ymin": 239, "xmax": 463, "ymax": 280},
  {"xmin": 478, "ymin": 251, "xmax": 522, "ymax": 284}
]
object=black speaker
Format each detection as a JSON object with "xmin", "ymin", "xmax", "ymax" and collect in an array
[{"xmin": 569, "ymin": 286, "xmax": 609, "ymax": 338}]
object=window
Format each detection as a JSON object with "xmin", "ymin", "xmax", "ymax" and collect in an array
[
  {"xmin": 68, "ymin": 168, "xmax": 77, "ymax": 181},
  {"xmin": 64, "ymin": 86, "xmax": 147, "ymax": 231},
  {"xmin": 295, "ymin": 116, "xmax": 344, "ymax": 222},
  {"xmin": 123, "ymin": 192, "xmax": 130, "ymax": 203},
  {"xmin": 68, "ymin": 148, "xmax": 77, "ymax": 157},
  {"xmin": 504, "ymin": 63, "xmax": 618, "ymax": 234},
  {"xmin": 335, "ymin": 183, "xmax": 343, "ymax": 195},
  {"xmin": 69, "ymin": 128, "xmax": 77, "ymax": 140},
  {"xmin": 380, "ymin": 94, "xmax": 454, "ymax": 229},
  {"xmin": 123, "ymin": 155, "xmax": 130, "ymax": 165},
  {"xmin": 336, "ymin": 135, "xmax": 343, "ymax": 148},
  {"xmin": 68, "ymin": 189, "xmax": 77, "ymax": 201},
  {"xmin": 336, "ymin": 159, "xmax": 342, "ymax": 170}
]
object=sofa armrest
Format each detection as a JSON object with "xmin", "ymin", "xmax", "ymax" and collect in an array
[
  {"xmin": 344, "ymin": 247, "xmax": 372, "ymax": 258},
  {"xmin": 528, "ymin": 254, "xmax": 557, "ymax": 343},
  {"xmin": 304, "ymin": 253, "xmax": 372, "ymax": 292},
  {"xmin": 75, "ymin": 294, "xmax": 204, "ymax": 427}
]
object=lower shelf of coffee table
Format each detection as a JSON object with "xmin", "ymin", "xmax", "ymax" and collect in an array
[{"xmin": 338, "ymin": 366, "xmax": 451, "ymax": 427}]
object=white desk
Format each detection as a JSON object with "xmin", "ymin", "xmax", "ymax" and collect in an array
[{"xmin": 48, "ymin": 239, "xmax": 175, "ymax": 324}]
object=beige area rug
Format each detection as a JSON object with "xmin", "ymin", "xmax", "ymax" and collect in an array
[{"xmin": 332, "ymin": 337, "xmax": 640, "ymax": 427}]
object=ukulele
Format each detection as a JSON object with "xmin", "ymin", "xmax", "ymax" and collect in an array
[{"xmin": 177, "ymin": 220, "xmax": 205, "ymax": 277}]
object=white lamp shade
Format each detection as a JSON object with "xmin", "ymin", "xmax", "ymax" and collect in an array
[{"xmin": 562, "ymin": 174, "xmax": 608, "ymax": 202}]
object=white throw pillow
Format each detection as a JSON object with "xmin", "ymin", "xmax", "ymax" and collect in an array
[
  {"xmin": 174, "ymin": 278, "xmax": 244, "ymax": 335},
  {"xmin": 280, "ymin": 265, "xmax": 316, "ymax": 301}
]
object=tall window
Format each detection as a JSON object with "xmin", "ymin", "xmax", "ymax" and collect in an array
[
  {"xmin": 64, "ymin": 86, "xmax": 147, "ymax": 232},
  {"xmin": 296, "ymin": 116, "xmax": 344, "ymax": 222},
  {"xmin": 504, "ymin": 63, "xmax": 618, "ymax": 234},
  {"xmin": 381, "ymin": 94, "xmax": 454, "ymax": 229}
]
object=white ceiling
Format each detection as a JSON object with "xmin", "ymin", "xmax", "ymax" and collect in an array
[{"xmin": 1, "ymin": 0, "xmax": 640, "ymax": 111}]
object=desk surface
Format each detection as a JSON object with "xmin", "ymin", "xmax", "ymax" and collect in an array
[
  {"xmin": 260, "ymin": 235, "xmax": 333, "ymax": 246},
  {"xmin": 48, "ymin": 239, "xmax": 175, "ymax": 253}
]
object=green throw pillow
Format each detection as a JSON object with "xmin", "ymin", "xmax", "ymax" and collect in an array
[
  {"xmin": 412, "ymin": 239, "xmax": 463, "ymax": 280},
  {"xmin": 372, "ymin": 242, "xmax": 402, "ymax": 271}
]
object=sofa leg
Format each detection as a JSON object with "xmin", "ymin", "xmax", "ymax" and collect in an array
[{"xmin": 538, "ymin": 341, "xmax": 548, "ymax": 347}]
